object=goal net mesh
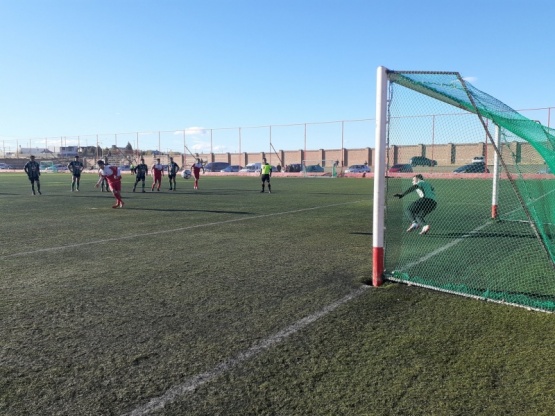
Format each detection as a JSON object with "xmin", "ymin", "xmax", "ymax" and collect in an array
[{"xmin": 384, "ymin": 70, "xmax": 555, "ymax": 312}]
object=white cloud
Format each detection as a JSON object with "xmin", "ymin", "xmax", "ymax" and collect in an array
[
  {"xmin": 462, "ymin": 76, "xmax": 478, "ymax": 84},
  {"xmin": 184, "ymin": 126, "xmax": 208, "ymax": 136}
]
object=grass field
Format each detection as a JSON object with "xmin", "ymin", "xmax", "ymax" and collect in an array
[{"xmin": 2, "ymin": 172, "xmax": 555, "ymax": 416}]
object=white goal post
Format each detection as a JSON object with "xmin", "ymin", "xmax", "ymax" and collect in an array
[{"xmin": 372, "ymin": 66, "xmax": 388, "ymax": 286}]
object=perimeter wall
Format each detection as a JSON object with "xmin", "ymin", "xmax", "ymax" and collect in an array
[{"xmin": 0, "ymin": 141, "xmax": 545, "ymax": 170}]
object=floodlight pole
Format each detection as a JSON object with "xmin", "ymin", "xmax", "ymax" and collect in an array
[{"xmin": 372, "ymin": 66, "xmax": 388, "ymax": 286}]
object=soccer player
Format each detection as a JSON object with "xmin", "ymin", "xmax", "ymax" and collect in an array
[
  {"xmin": 99, "ymin": 156, "xmax": 110, "ymax": 192},
  {"xmin": 191, "ymin": 158, "xmax": 204, "ymax": 190},
  {"xmin": 151, "ymin": 158, "xmax": 164, "ymax": 192},
  {"xmin": 95, "ymin": 160, "xmax": 124, "ymax": 208},
  {"xmin": 67, "ymin": 155, "xmax": 84, "ymax": 191},
  {"xmin": 24, "ymin": 155, "xmax": 42, "ymax": 195},
  {"xmin": 394, "ymin": 174, "xmax": 436, "ymax": 235},
  {"xmin": 260, "ymin": 158, "xmax": 272, "ymax": 193},
  {"xmin": 167, "ymin": 157, "xmax": 180, "ymax": 191},
  {"xmin": 132, "ymin": 158, "xmax": 148, "ymax": 192}
]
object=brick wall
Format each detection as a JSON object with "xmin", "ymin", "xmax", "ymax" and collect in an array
[{"xmin": 4, "ymin": 141, "xmax": 547, "ymax": 171}]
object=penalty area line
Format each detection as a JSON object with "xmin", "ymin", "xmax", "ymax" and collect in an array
[{"xmin": 122, "ymin": 285, "xmax": 370, "ymax": 416}]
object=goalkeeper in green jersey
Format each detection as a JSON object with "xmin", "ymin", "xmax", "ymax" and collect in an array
[{"xmin": 394, "ymin": 174, "xmax": 436, "ymax": 235}]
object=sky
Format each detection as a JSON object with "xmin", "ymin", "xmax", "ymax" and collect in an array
[{"xmin": 1, "ymin": 0, "xmax": 555, "ymax": 154}]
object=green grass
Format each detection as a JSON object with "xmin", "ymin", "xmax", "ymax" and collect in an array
[{"xmin": 2, "ymin": 172, "xmax": 555, "ymax": 415}]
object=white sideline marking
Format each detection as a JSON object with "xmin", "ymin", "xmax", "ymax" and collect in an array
[
  {"xmin": 122, "ymin": 286, "xmax": 370, "ymax": 416},
  {"xmin": 399, "ymin": 195, "xmax": 542, "ymax": 272},
  {"xmin": 0, "ymin": 201, "xmax": 364, "ymax": 260},
  {"xmin": 400, "ymin": 222, "xmax": 491, "ymax": 271}
]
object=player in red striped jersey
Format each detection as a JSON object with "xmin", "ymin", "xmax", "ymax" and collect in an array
[{"xmin": 95, "ymin": 160, "xmax": 124, "ymax": 208}]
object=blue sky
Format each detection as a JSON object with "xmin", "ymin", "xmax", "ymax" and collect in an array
[{"xmin": 1, "ymin": 0, "xmax": 555, "ymax": 153}]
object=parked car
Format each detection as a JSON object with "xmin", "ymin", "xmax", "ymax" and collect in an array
[
  {"xmin": 240, "ymin": 162, "xmax": 261, "ymax": 173},
  {"xmin": 388, "ymin": 164, "xmax": 413, "ymax": 173},
  {"xmin": 55, "ymin": 164, "xmax": 69, "ymax": 172},
  {"xmin": 220, "ymin": 165, "xmax": 243, "ymax": 172},
  {"xmin": 345, "ymin": 164, "xmax": 371, "ymax": 173},
  {"xmin": 285, "ymin": 163, "xmax": 303, "ymax": 172},
  {"xmin": 409, "ymin": 156, "xmax": 437, "ymax": 167},
  {"xmin": 471, "ymin": 156, "xmax": 485, "ymax": 163},
  {"xmin": 204, "ymin": 162, "xmax": 230, "ymax": 172},
  {"xmin": 240, "ymin": 163, "xmax": 278, "ymax": 173},
  {"xmin": 42, "ymin": 165, "xmax": 59, "ymax": 173},
  {"xmin": 454, "ymin": 162, "xmax": 490, "ymax": 173},
  {"xmin": 0, "ymin": 163, "xmax": 13, "ymax": 169},
  {"xmin": 304, "ymin": 164, "xmax": 325, "ymax": 173}
]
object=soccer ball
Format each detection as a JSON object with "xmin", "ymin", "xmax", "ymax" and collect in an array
[{"xmin": 181, "ymin": 169, "xmax": 192, "ymax": 179}]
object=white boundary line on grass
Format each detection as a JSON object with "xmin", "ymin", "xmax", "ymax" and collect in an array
[
  {"xmin": 122, "ymin": 285, "xmax": 370, "ymax": 416},
  {"xmin": 0, "ymin": 201, "xmax": 365, "ymax": 260},
  {"xmin": 4, "ymin": 199, "xmax": 370, "ymax": 414},
  {"xmin": 399, "ymin": 222, "xmax": 491, "ymax": 271}
]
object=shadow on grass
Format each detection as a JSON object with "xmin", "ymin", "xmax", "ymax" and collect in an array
[
  {"xmin": 437, "ymin": 232, "xmax": 538, "ymax": 239},
  {"xmin": 127, "ymin": 207, "xmax": 254, "ymax": 214}
]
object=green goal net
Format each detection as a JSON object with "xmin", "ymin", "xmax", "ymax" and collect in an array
[{"xmin": 381, "ymin": 70, "xmax": 555, "ymax": 312}]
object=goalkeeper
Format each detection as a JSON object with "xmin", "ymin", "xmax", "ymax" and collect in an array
[{"xmin": 394, "ymin": 174, "xmax": 436, "ymax": 235}]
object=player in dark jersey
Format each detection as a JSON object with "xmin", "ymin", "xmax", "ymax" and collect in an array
[
  {"xmin": 132, "ymin": 158, "xmax": 149, "ymax": 192},
  {"xmin": 99, "ymin": 156, "xmax": 110, "ymax": 192},
  {"xmin": 167, "ymin": 157, "xmax": 180, "ymax": 191},
  {"xmin": 24, "ymin": 155, "xmax": 42, "ymax": 195},
  {"xmin": 67, "ymin": 155, "xmax": 84, "ymax": 192}
]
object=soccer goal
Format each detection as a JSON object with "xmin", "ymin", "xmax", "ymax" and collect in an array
[
  {"xmin": 301, "ymin": 160, "xmax": 339, "ymax": 177},
  {"xmin": 372, "ymin": 66, "xmax": 555, "ymax": 312}
]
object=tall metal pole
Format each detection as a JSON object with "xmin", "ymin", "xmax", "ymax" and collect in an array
[
  {"xmin": 304, "ymin": 123, "xmax": 307, "ymax": 164},
  {"xmin": 238, "ymin": 127, "xmax": 242, "ymax": 166},
  {"xmin": 341, "ymin": 120, "xmax": 344, "ymax": 166}
]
